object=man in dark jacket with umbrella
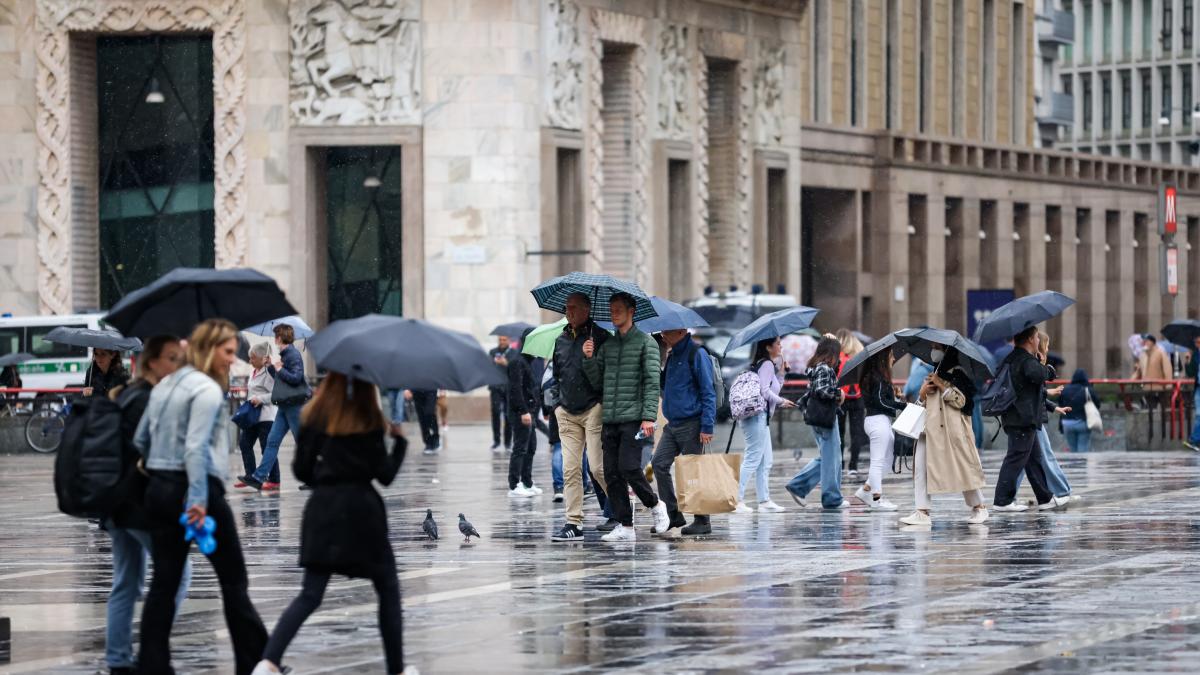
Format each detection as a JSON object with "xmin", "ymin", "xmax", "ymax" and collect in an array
[
  {"xmin": 992, "ymin": 326, "xmax": 1056, "ymax": 511},
  {"xmin": 507, "ymin": 327, "xmax": 542, "ymax": 497}
]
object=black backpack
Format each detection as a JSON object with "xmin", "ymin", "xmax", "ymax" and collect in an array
[
  {"xmin": 54, "ymin": 395, "xmax": 126, "ymax": 518},
  {"xmin": 979, "ymin": 361, "xmax": 1017, "ymax": 417}
]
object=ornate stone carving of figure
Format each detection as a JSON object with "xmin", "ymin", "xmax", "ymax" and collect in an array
[
  {"xmin": 290, "ymin": 0, "xmax": 420, "ymax": 126},
  {"xmin": 544, "ymin": 0, "xmax": 583, "ymax": 130},
  {"xmin": 754, "ymin": 42, "xmax": 785, "ymax": 145},
  {"xmin": 657, "ymin": 24, "xmax": 689, "ymax": 138}
]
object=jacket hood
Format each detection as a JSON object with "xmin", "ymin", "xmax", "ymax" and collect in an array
[{"xmin": 1071, "ymin": 368, "xmax": 1089, "ymax": 384}]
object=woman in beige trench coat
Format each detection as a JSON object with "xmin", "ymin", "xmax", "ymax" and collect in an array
[{"xmin": 899, "ymin": 348, "xmax": 989, "ymax": 526}]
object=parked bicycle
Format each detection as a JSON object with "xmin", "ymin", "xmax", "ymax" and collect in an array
[{"xmin": 25, "ymin": 396, "xmax": 69, "ymax": 454}]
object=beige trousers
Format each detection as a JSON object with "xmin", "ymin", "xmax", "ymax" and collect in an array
[{"xmin": 556, "ymin": 404, "xmax": 606, "ymax": 526}]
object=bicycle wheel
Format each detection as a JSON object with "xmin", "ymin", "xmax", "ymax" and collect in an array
[{"xmin": 26, "ymin": 409, "xmax": 65, "ymax": 454}]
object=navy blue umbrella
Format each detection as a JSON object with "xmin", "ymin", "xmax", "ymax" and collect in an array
[
  {"xmin": 103, "ymin": 268, "xmax": 297, "ymax": 339},
  {"xmin": 307, "ymin": 314, "xmax": 507, "ymax": 392},
  {"xmin": 891, "ymin": 327, "xmax": 995, "ymax": 383},
  {"xmin": 530, "ymin": 272, "xmax": 657, "ymax": 323},
  {"xmin": 636, "ymin": 296, "xmax": 710, "ymax": 333},
  {"xmin": 489, "ymin": 321, "xmax": 536, "ymax": 339},
  {"xmin": 45, "ymin": 326, "xmax": 142, "ymax": 353},
  {"xmin": 722, "ymin": 306, "xmax": 820, "ymax": 357},
  {"xmin": 972, "ymin": 291, "xmax": 1075, "ymax": 344},
  {"xmin": 1162, "ymin": 319, "xmax": 1200, "ymax": 346}
]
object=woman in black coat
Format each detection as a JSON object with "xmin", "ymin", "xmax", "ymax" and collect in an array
[{"xmin": 253, "ymin": 372, "xmax": 416, "ymax": 675}]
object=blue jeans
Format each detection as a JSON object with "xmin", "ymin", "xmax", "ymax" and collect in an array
[
  {"xmin": 738, "ymin": 412, "xmax": 773, "ymax": 503},
  {"xmin": 1016, "ymin": 426, "xmax": 1071, "ymax": 498},
  {"xmin": 786, "ymin": 419, "xmax": 844, "ymax": 508},
  {"xmin": 971, "ymin": 397, "xmax": 984, "ymax": 449},
  {"xmin": 1191, "ymin": 388, "xmax": 1200, "ymax": 443},
  {"xmin": 253, "ymin": 403, "xmax": 303, "ymax": 483},
  {"xmin": 385, "ymin": 389, "xmax": 407, "ymax": 424},
  {"xmin": 1062, "ymin": 418, "xmax": 1091, "ymax": 453},
  {"xmin": 551, "ymin": 441, "xmax": 563, "ymax": 492},
  {"xmin": 106, "ymin": 526, "xmax": 191, "ymax": 668}
]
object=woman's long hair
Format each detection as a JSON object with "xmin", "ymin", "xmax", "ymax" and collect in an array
[
  {"xmin": 807, "ymin": 337, "xmax": 842, "ymax": 371},
  {"xmin": 186, "ymin": 319, "xmax": 238, "ymax": 391},
  {"xmin": 751, "ymin": 338, "xmax": 775, "ymax": 369},
  {"xmin": 301, "ymin": 371, "xmax": 386, "ymax": 436},
  {"xmin": 835, "ymin": 328, "xmax": 864, "ymax": 357},
  {"xmin": 859, "ymin": 348, "xmax": 893, "ymax": 395}
]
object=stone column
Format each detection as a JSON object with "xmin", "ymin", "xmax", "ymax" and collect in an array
[
  {"xmin": 1117, "ymin": 210, "xmax": 1137, "ymax": 374},
  {"xmin": 960, "ymin": 197, "xmax": 982, "ymax": 297},
  {"xmin": 994, "ymin": 200, "xmax": 1016, "ymax": 290},
  {"xmin": 1079, "ymin": 208, "xmax": 1107, "ymax": 377},
  {"xmin": 871, "ymin": 181, "xmax": 910, "ymax": 336},
  {"xmin": 1025, "ymin": 202, "xmax": 1048, "ymax": 296},
  {"xmin": 922, "ymin": 194, "xmax": 947, "ymax": 329},
  {"xmin": 1052, "ymin": 208, "xmax": 1078, "ymax": 374}
]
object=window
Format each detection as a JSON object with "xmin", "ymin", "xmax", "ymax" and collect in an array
[
  {"xmin": 1102, "ymin": 1, "xmax": 1113, "ymax": 61},
  {"xmin": 1102, "ymin": 73, "xmax": 1113, "ymax": 130},
  {"xmin": 952, "ymin": 0, "xmax": 964, "ymax": 135},
  {"xmin": 812, "ymin": 0, "xmax": 826, "ymax": 121},
  {"xmin": 1186, "ymin": 0, "xmax": 1195, "ymax": 50},
  {"xmin": 1122, "ymin": 0, "xmax": 1133, "ymax": 56},
  {"xmin": 1083, "ymin": 1, "xmax": 1093, "ymax": 61},
  {"xmin": 886, "ymin": 0, "xmax": 898, "ymax": 128},
  {"xmin": 1121, "ymin": 70, "xmax": 1132, "ymax": 129},
  {"xmin": 0, "ymin": 328, "xmax": 21, "ymax": 356},
  {"xmin": 29, "ymin": 326, "xmax": 88, "ymax": 359},
  {"xmin": 1141, "ymin": 68, "xmax": 1152, "ymax": 128},
  {"xmin": 1143, "ymin": 0, "xmax": 1153, "ymax": 56},
  {"xmin": 1162, "ymin": 65, "xmax": 1173, "ymax": 126},
  {"xmin": 1164, "ymin": 0, "xmax": 1174, "ymax": 51},
  {"xmin": 1184, "ymin": 66, "xmax": 1194, "ymax": 128},
  {"xmin": 919, "ymin": 0, "xmax": 931, "ymax": 132},
  {"xmin": 983, "ymin": 0, "xmax": 996, "ymax": 139},
  {"xmin": 1082, "ymin": 74, "xmax": 1093, "ymax": 131},
  {"xmin": 850, "ymin": 0, "xmax": 861, "ymax": 126},
  {"xmin": 1012, "ymin": 2, "xmax": 1026, "ymax": 141}
]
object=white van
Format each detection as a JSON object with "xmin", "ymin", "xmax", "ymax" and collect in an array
[{"xmin": 0, "ymin": 313, "xmax": 109, "ymax": 392}]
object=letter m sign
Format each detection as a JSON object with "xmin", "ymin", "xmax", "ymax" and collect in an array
[{"xmin": 1159, "ymin": 183, "xmax": 1178, "ymax": 236}]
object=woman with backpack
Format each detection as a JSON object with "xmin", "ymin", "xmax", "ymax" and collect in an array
[
  {"xmin": 898, "ymin": 348, "xmax": 989, "ymax": 527},
  {"xmin": 784, "ymin": 337, "xmax": 849, "ymax": 509},
  {"xmin": 252, "ymin": 371, "xmax": 418, "ymax": 675},
  {"xmin": 1059, "ymin": 369, "xmax": 1098, "ymax": 452},
  {"xmin": 855, "ymin": 348, "xmax": 904, "ymax": 511},
  {"xmin": 734, "ymin": 336, "xmax": 796, "ymax": 514},
  {"xmin": 135, "ymin": 319, "xmax": 267, "ymax": 675},
  {"xmin": 835, "ymin": 329, "xmax": 868, "ymax": 477}
]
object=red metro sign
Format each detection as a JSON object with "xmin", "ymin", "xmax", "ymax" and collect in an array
[{"xmin": 1159, "ymin": 183, "xmax": 1178, "ymax": 235}]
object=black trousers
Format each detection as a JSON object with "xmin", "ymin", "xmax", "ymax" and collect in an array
[
  {"xmin": 139, "ymin": 474, "xmax": 266, "ymax": 675},
  {"xmin": 993, "ymin": 427, "xmax": 1053, "ymax": 507},
  {"xmin": 602, "ymin": 421, "xmax": 660, "ymax": 527},
  {"xmin": 489, "ymin": 388, "xmax": 511, "ymax": 446},
  {"xmin": 411, "ymin": 390, "xmax": 440, "ymax": 450},
  {"xmin": 650, "ymin": 417, "xmax": 706, "ymax": 523},
  {"xmin": 263, "ymin": 568, "xmax": 404, "ymax": 673},
  {"xmin": 507, "ymin": 411, "xmax": 537, "ymax": 489},
  {"xmin": 839, "ymin": 405, "xmax": 869, "ymax": 471},
  {"xmin": 237, "ymin": 421, "xmax": 277, "ymax": 483}
]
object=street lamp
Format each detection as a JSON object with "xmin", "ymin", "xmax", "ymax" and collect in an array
[{"xmin": 145, "ymin": 78, "xmax": 164, "ymax": 104}]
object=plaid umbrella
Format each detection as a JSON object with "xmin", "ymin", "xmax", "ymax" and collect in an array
[{"xmin": 530, "ymin": 272, "xmax": 657, "ymax": 323}]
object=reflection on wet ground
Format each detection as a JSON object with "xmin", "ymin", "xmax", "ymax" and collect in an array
[{"xmin": 1, "ymin": 424, "xmax": 1199, "ymax": 673}]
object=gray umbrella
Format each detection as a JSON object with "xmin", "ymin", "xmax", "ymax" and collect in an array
[
  {"xmin": 891, "ymin": 327, "xmax": 995, "ymax": 383},
  {"xmin": 45, "ymin": 326, "xmax": 142, "ymax": 352},
  {"xmin": 0, "ymin": 352, "xmax": 34, "ymax": 368},
  {"xmin": 307, "ymin": 314, "xmax": 507, "ymax": 391},
  {"xmin": 722, "ymin": 306, "xmax": 820, "ymax": 357},
  {"xmin": 837, "ymin": 333, "xmax": 899, "ymax": 386},
  {"xmin": 973, "ymin": 291, "xmax": 1075, "ymax": 344}
]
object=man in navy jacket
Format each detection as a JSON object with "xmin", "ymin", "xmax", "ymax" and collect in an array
[{"xmin": 241, "ymin": 324, "xmax": 310, "ymax": 490}]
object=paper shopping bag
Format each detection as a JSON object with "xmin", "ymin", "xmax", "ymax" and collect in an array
[
  {"xmin": 891, "ymin": 402, "xmax": 927, "ymax": 439},
  {"xmin": 674, "ymin": 453, "xmax": 742, "ymax": 515}
]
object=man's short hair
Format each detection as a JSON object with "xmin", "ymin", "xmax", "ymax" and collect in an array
[
  {"xmin": 609, "ymin": 292, "xmax": 637, "ymax": 311},
  {"xmin": 273, "ymin": 324, "xmax": 295, "ymax": 344},
  {"xmin": 566, "ymin": 292, "xmax": 591, "ymax": 307},
  {"xmin": 1014, "ymin": 325, "xmax": 1039, "ymax": 345},
  {"xmin": 1143, "ymin": 333, "xmax": 1158, "ymax": 343}
]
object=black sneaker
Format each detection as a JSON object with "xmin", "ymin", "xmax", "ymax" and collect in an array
[
  {"xmin": 239, "ymin": 475, "xmax": 263, "ymax": 490},
  {"xmin": 491, "ymin": 442, "xmax": 500, "ymax": 450},
  {"xmin": 681, "ymin": 518, "xmax": 712, "ymax": 536},
  {"xmin": 551, "ymin": 523, "xmax": 584, "ymax": 542},
  {"xmin": 595, "ymin": 518, "xmax": 619, "ymax": 532}
]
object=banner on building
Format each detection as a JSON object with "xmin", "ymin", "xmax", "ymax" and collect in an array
[
  {"xmin": 967, "ymin": 288, "xmax": 1016, "ymax": 352},
  {"xmin": 1159, "ymin": 183, "xmax": 1178, "ymax": 236},
  {"xmin": 1162, "ymin": 243, "xmax": 1179, "ymax": 296}
]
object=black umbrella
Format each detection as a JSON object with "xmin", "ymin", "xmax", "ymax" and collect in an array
[
  {"xmin": 307, "ymin": 314, "xmax": 507, "ymax": 392},
  {"xmin": 891, "ymin": 327, "xmax": 995, "ymax": 383},
  {"xmin": 45, "ymin": 326, "xmax": 142, "ymax": 352},
  {"xmin": 0, "ymin": 352, "xmax": 34, "ymax": 368},
  {"xmin": 837, "ymin": 333, "xmax": 899, "ymax": 386},
  {"xmin": 489, "ymin": 322, "xmax": 536, "ymax": 339},
  {"xmin": 103, "ymin": 268, "xmax": 297, "ymax": 339},
  {"xmin": 973, "ymin": 291, "xmax": 1075, "ymax": 344},
  {"xmin": 1162, "ymin": 319, "xmax": 1200, "ymax": 346}
]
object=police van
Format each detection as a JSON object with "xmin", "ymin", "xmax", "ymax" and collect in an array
[{"xmin": 0, "ymin": 313, "xmax": 108, "ymax": 392}]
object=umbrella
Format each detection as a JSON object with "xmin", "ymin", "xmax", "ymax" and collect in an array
[
  {"xmin": 837, "ymin": 333, "xmax": 900, "ymax": 386},
  {"xmin": 1162, "ymin": 319, "xmax": 1200, "ymax": 346},
  {"xmin": 521, "ymin": 318, "xmax": 568, "ymax": 359},
  {"xmin": 636, "ymin": 296, "xmax": 710, "ymax": 333},
  {"xmin": 530, "ymin": 272, "xmax": 658, "ymax": 323},
  {"xmin": 890, "ymin": 327, "xmax": 995, "ymax": 383},
  {"xmin": 0, "ymin": 352, "xmax": 34, "ymax": 368},
  {"xmin": 306, "ymin": 314, "xmax": 506, "ymax": 391},
  {"xmin": 44, "ymin": 326, "xmax": 143, "ymax": 352},
  {"xmin": 243, "ymin": 315, "xmax": 314, "ymax": 340},
  {"xmin": 722, "ymin": 306, "xmax": 820, "ymax": 357},
  {"xmin": 490, "ymin": 321, "xmax": 536, "ymax": 339},
  {"xmin": 103, "ymin": 268, "xmax": 297, "ymax": 339},
  {"xmin": 972, "ymin": 290, "xmax": 1075, "ymax": 344}
]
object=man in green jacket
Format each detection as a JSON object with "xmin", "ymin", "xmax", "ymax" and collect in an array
[{"xmin": 582, "ymin": 292, "xmax": 670, "ymax": 542}]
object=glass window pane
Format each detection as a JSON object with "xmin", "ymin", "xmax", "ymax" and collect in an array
[{"xmin": 0, "ymin": 328, "xmax": 22, "ymax": 356}]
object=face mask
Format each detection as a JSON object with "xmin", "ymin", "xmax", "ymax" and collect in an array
[{"xmin": 929, "ymin": 348, "xmax": 945, "ymax": 364}]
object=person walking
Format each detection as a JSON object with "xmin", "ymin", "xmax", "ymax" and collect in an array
[
  {"xmin": 898, "ymin": 348, "xmax": 989, "ymax": 526},
  {"xmin": 234, "ymin": 342, "xmax": 279, "ymax": 489},
  {"xmin": 734, "ymin": 336, "xmax": 796, "ymax": 514},
  {"xmin": 251, "ymin": 372, "xmax": 418, "ymax": 675},
  {"xmin": 103, "ymin": 335, "xmax": 192, "ymax": 675},
  {"xmin": 408, "ymin": 389, "xmax": 441, "ymax": 454},
  {"xmin": 582, "ymin": 292, "xmax": 670, "ymax": 542},
  {"xmin": 991, "ymin": 326, "xmax": 1057, "ymax": 512},
  {"xmin": 241, "ymin": 324, "xmax": 309, "ymax": 491},
  {"xmin": 551, "ymin": 292, "xmax": 615, "ymax": 541},
  {"xmin": 785, "ymin": 337, "xmax": 849, "ymax": 509},
  {"xmin": 1, "ymin": 362, "xmax": 22, "ymax": 403},
  {"xmin": 854, "ymin": 348, "xmax": 903, "ymax": 510},
  {"xmin": 83, "ymin": 348, "xmax": 128, "ymax": 399},
  {"xmin": 488, "ymin": 335, "xmax": 516, "ymax": 451},
  {"xmin": 1133, "ymin": 333, "xmax": 1172, "ymax": 437},
  {"xmin": 1059, "ymin": 368, "xmax": 1098, "ymax": 453},
  {"xmin": 649, "ymin": 327, "xmax": 718, "ymax": 537},
  {"xmin": 1016, "ymin": 332, "xmax": 1075, "ymax": 508},
  {"xmin": 835, "ymin": 329, "xmax": 868, "ymax": 477},
  {"xmin": 507, "ymin": 328, "xmax": 542, "ymax": 498},
  {"xmin": 135, "ymin": 319, "xmax": 267, "ymax": 674}
]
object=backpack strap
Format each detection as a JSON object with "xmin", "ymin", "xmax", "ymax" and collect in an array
[{"xmin": 724, "ymin": 419, "xmax": 737, "ymax": 454}]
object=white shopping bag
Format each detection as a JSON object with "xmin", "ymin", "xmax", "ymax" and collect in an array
[{"xmin": 892, "ymin": 402, "xmax": 927, "ymax": 439}]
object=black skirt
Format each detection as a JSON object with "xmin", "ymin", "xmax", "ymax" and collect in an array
[{"xmin": 299, "ymin": 483, "xmax": 395, "ymax": 579}]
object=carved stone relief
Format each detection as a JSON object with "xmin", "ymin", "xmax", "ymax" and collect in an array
[
  {"xmin": 544, "ymin": 0, "xmax": 583, "ymax": 130},
  {"xmin": 754, "ymin": 42, "xmax": 785, "ymax": 145},
  {"xmin": 737, "ymin": 59, "xmax": 753, "ymax": 289},
  {"xmin": 35, "ymin": 0, "xmax": 247, "ymax": 314},
  {"xmin": 289, "ymin": 0, "xmax": 421, "ymax": 126},
  {"xmin": 657, "ymin": 24, "xmax": 689, "ymax": 139},
  {"xmin": 693, "ymin": 49, "xmax": 710, "ymax": 288}
]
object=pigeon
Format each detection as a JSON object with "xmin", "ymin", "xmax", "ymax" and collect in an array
[
  {"xmin": 422, "ymin": 509, "xmax": 439, "ymax": 541},
  {"xmin": 458, "ymin": 513, "xmax": 480, "ymax": 542}
]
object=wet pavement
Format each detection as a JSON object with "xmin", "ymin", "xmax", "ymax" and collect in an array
[{"xmin": 2, "ymin": 423, "xmax": 1200, "ymax": 674}]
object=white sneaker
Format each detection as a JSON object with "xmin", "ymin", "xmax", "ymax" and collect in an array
[
  {"xmin": 600, "ymin": 524, "xmax": 635, "ymax": 542},
  {"xmin": 528, "ymin": 484, "xmax": 544, "ymax": 495},
  {"xmin": 733, "ymin": 502, "xmax": 755, "ymax": 514},
  {"xmin": 830, "ymin": 500, "xmax": 851, "ymax": 509},
  {"xmin": 509, "ymin": 485, "xmax": 533, "ymax": 498},
  {"xmin": 967, "ymin": 508, "xmax": 990, "ymax": 524},
  {"xmin": 651, "ymin": 501, "xmax": 670, "ymax": 533},
  {"xmin": 993, "ymin": 502, "xmax": 1029, "ymax": 512},
  {"xmin": 899, "ymin": 511, "xmax": 932, "ymax": 526},
  {"xmin": 1038, "ymin": 495, "xmax": 1070, "ymax": 511},
  {"xmin": 251, "ymin": 661, "xmax": 280, "ymax": 675},
  {"xmin": 852, "ymin": 486, "xmax": 871, "ymax": 506},
  {"xmin": 1070, "ymin": 494, "xmax": 1083, "ymax": 502},
  {"xmin": 870, "ymin": 498, "xmax": 898, "ymax": 511},
  {"xmin": 403, "ymin": 665, "xmax": 422, "ymax": 675},
  {"xmin": 758, "ymin": 500, "xmax": 786, "ymax": 512}
]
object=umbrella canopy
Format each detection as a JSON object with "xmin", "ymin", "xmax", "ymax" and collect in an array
[
  {"xmin": 890, "ymin": 327, "xmax": 995, "ymax": 383},
  {"xmin": 530, "ymin": 272, "xmax": 657, "ymax": 323},
  {"xmin": 520, "ymin": 318, "xmax": 569, "ymax": 359},
  {"xmin": 243, "ymin": 315, "xmax": 314, "ymax": 340},
  {"xmin": 972, "ymin": 290, "xmax": 1075, "ymax": 344},
  {"xmin": 489, "ymin": 321, "xmax": 536, "ymax": 339},
  {"xmin": 636, "ymin": 296, "xmax": 710, "ymax": 334},
  {"xmin": 691, "ymin": 304, "xmax": 757, "ymax": 329},
  {"xmin": 722, "ymin": 306, "xmax": 820, "ymax": 357},
  {"xmin": 103, "ymin": 268, "xmax": 297, "ymax": 339},
  {"xmin": 1162, "ymin": 319, "xmax": 1200, "ymax": 346},
  {"xmin": 0, "ymin": 352, "xmax": 34, "ymax": 368},
  {"xmin": 306, "ymin": 314, "xmax": 506, "ymax": 391},
  {"xmin": 44, "ymin": 326, "xmax": 142, "ymax": 353},
  {"xmin": 837, "ymin": 333, "xmax": 900, "ymax": 386}
]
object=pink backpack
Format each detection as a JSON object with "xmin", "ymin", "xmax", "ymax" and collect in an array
[{"xmin": 728, "ymin": 370, "xmax": 766, "ymax": 420}]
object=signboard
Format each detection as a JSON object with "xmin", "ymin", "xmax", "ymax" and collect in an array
[
  {"xmin": 1162, "ymin": 243, "xmax": 1180, "ymax": 295},
  {"xmin": 967, "ymin": 288, "xmax": 1016, "ymax": 352},
  {"xmin": 1159, "ymin": 183, "xmax": 1178, "ymax": 235},
  {"xmin": 448, "ymin": 245, "xmax": 487, "ymax": 265}
]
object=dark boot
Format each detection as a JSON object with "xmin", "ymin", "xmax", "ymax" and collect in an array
[{"xmin": 681, "ymin": 515, "xmax": 711, "ymax": 536}]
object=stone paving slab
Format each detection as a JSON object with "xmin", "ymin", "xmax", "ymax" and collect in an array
[{"xmin": 0, "ymin": 423, "xmax": 1198, "ymax": 673}]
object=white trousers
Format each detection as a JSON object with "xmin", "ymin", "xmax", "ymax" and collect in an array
[
  {"xmin": 913, "ymin": 437, "xmax": 984, "ymax": 510},
  {"xmin": 863, "ymin": 414, "xmax": 896, "ymax": 495}
]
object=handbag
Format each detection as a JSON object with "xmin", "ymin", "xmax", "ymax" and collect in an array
[
  {"xmin": 231, "ymin": 400, "xmax": 261, "ymax": 430},
  {"xmin": 1084, "ymin": 388, "xmax": 1103, "ymax": 432},
  {"xmin": 892, "ymin": 402, "xmax": 927, "ymax": 439},
  {"xmin": 801, "ymin": 391, "xmax": 839, "ymax": 429},
  {"xmin": 270, "ymin": 373, "xmax": 311, "ymax": 406}
]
